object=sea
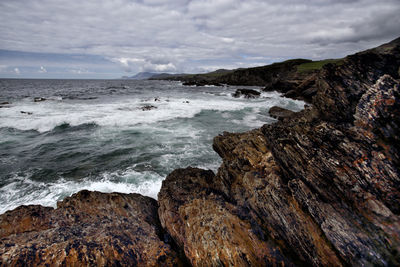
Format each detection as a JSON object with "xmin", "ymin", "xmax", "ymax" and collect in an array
[{"xmin": 0, "ymin": 79, "xmax": 304, "ymax": 214}]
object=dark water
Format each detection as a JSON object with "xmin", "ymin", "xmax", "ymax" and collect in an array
[{"xmin": 0, "ymin": 79, "xmax": 304, "ymax": 213}]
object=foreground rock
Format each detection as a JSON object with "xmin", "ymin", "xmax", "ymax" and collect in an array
[
  {"xmin": 0, "ymin": 190, "xmax": 183, "ymax": 266},
  {"xmin": 158, "ymin": 167, "xmax": 293, "ymax": 266},
  {"xmin": 158, "ymin": 37, "xmax": 400, "ymax": 266}
]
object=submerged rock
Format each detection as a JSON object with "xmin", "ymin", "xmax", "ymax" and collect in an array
[
  {"xmin": 232, "ymin": 88, "xmax": 261, "ymax": 98},
  {"xmin": 0, "ymin": 190, "xmax": 183, "ymax": 266},
  {"xmin": 0, "ymin": 102, "xmax": 11, "ymax": 108},
  {"xmin": 141, "ymin": 105, "xmax": 157, "ymax": 111},
  {"xmin": 34, "ymin": 97, "xmax": 46, "ymax": 102},
  {"xmin": 183, "ymin": 80, "xmax": 223, "ymax": 86}
]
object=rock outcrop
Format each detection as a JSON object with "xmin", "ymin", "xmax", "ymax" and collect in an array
[
  {"xmin": 158, "ymin": 167, "xmax": 294, "ymax": 266},
  {"xmin": 0, "ymin": 191, "xmax": 183, "ymax": 266},
  {"xmin": 1, "ymin": 37, "xmax": 400, "ymax": 266},
  {"xmin": 268, "ymin": 106, "xmax": 295, "ymax": 121},
  {"xmin": 157, "ymin": 37, "xmax": 400, "ymax": 266}
]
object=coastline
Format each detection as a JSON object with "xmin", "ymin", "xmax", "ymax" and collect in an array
[{"xmin": 1, "ymin": 37, "xmax": 400, "ymax": 266}]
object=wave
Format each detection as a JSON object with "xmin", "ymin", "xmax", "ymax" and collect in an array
[
  {"xmin": 50, "ymin": 122, "xmax": 99, "ymax": 133},
  {"xmin": 0, "ymin": 93, "xmax": 304, "ymax": 133},
  {"xmin": 0, "ymin": 168, "xmax": 163, "ymax": 214}
]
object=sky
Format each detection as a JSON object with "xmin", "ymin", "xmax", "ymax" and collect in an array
[{"xmin": 0, "ymin": 0, "xmax": 399, "ymax": 79}]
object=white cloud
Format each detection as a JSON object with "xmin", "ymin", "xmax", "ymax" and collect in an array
[
  {"xmin": 14, "ymin": 67, "xmax": 20, "ymax": 75},
  {"xmin": 38, "ymin": 66, "xmax": 47, "ymax": 73},
  {"xmin": 112, "ymin": 56, "xmax": 177, "ymax": 73},
  {"xmin": 0, "ymin": 0, "xmax": 399, "ymax": 74}
]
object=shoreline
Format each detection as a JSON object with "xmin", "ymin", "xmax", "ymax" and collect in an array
[{"xmin": 1, "ymin": 37, "xmax": 400, "ymax": 266}]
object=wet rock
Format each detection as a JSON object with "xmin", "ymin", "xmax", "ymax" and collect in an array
[
  {"xmin": 159, "ymin": 37, "xmax": 400, "ymax": 266},
  {"xmin": 141, "ymin": 105, "xmax": 157, "ymax": 111},
  {"xmin": 268, "ymin": 106, "xmax": 295, "ymax": 120},
  {"xmin": 213, "ymin": 130, "xmax": 342, "ymax": 266},
  {"xmin": 34, "ymin": 97, "xmax": 46, "ymax": 102},
  {"xmin": 0, "ymin": 102, "xmax": 11, "ymax": 108},
  {"xmin": 232, "ymin": 88, "xmax": 261, "ymax": 98},
  {"xmin": 260, "ymin": 71, "xmax": 400, "ymax": 265},
  {"xmin": 0, "ymin": 191, "xmax": 183, "ymax": 266},
  {"xmin": 183, "ymin": 80, "xmax": 223, "ymax": 86},
  {"xmin": 158, "ymin": 167, "xmax": 294, "ymax": 266}
]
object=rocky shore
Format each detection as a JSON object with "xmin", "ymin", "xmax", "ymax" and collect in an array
[{"xmin": 1, "ymin": 38, "xmax": 400, "ymax": 266}]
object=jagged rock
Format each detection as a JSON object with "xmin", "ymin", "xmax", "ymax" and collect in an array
[
  {"xmin": 260, "ymin": 73, "xmax": 400, "ymax": 265},
  {"xmin": 232, "ymin": 88, "xmax": 261, "ymax": 98},
  {"xmin": 313, "ymin": 38, "xmax": 400, "ymax": 123},
  {"xmin": 159, "ymin": 38, "xmax": 400, "ymax": 266},
  {"xmin": 213, "ymin": 130, "xmax": 342, "ymax": 266},
  {"xmin": 0, "ymin": 190, "xmax": 183, "ymax": 266},
  {"xmin": 158, "ymin": 167, "xmax": 293, "ymax": 266},
  {"xmin": 268, "ymin": 106, "xmax": 295, "ymax": 120}
]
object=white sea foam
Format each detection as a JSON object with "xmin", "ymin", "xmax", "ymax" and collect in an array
[
  {"xmin": 0, "ymin": 168, "xmax": 163, "ymax": 214},
  {"xmin": 0, "ymin": 85, "xmax": 306, "ymax": 215},
  {"xmin": 0, "ymin": 92, "xmax": 303, "ymax": 133}
]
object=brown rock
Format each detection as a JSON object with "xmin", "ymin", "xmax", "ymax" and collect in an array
[
  {"xmin": 0, "ymin": 190, "xmax": 183, "ymax": 266},
  {"xmin": 268, "ymin": 106, "xmax": 296, "ymax": 121},
  {"xmin": 158, "ymin": 167, "xmax": 293, "ymax": 266},
  {"xmin": 213, "ymin": 130, "xmax": 343, "ymax": 266}
]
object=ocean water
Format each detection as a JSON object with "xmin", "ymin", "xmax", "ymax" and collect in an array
[{"xmin": 0, "ymin": 79, "xmax": 304, "ymax": 214}]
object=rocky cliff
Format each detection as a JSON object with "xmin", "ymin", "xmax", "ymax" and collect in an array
[{"xmin": 1, "ymin": 38, "xmax": 400, "ymax": 266}]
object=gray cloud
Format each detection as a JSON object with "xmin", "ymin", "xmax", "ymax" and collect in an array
[{"xmin": 0, "ymin": 0, "xmax": 399, "ymax": 76}]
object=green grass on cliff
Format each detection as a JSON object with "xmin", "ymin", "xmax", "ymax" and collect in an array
[{"xmin": 297, "ymin": 59, "xmax": 343, "ymax": 73}]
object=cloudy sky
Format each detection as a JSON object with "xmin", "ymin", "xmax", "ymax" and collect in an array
[{"xmin": 0, "ymin": 0, "xmax": 399, "ymax": 79}]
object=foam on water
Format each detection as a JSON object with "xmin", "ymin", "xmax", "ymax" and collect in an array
[
  {"xmin": 0, "ymin": 86, "xmax": 304, "ymax": 133},
  {"xmin": 0, "ymin": 80, "xmax": 305, "ymax": 214},
  {"xmin": 0, "ymin": 168, "xmax": 163, "ymax": 214}
]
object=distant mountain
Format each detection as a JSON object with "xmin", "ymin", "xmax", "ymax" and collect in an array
[{"xmin": 122, "ymin": 72, "xmax": 160, "ymax": 80}]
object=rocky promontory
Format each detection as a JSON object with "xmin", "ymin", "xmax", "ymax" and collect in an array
[
  {"xmin": 1, "ymin": 37, "xmax": 400, "ymax": 266},
  {"xmin": 0, "ymin": 191, "xmax": 184, "ymax": 266}
]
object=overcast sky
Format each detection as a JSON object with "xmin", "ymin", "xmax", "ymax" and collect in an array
[{"xmin": 0, "ymin": 0, "xmax": 399, "ymax": 78}]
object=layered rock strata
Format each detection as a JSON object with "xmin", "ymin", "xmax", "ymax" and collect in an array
[
  {"xmin": 1, "ymin": 38, "xmax": 400, "ymax": 266},
  {"xmin": 0, "ymin": 191, "xmax": 184, "ymax": 266},
  {"xmin": 157, "ymin": 38, "xmax": 400, "ymax": 266}
]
